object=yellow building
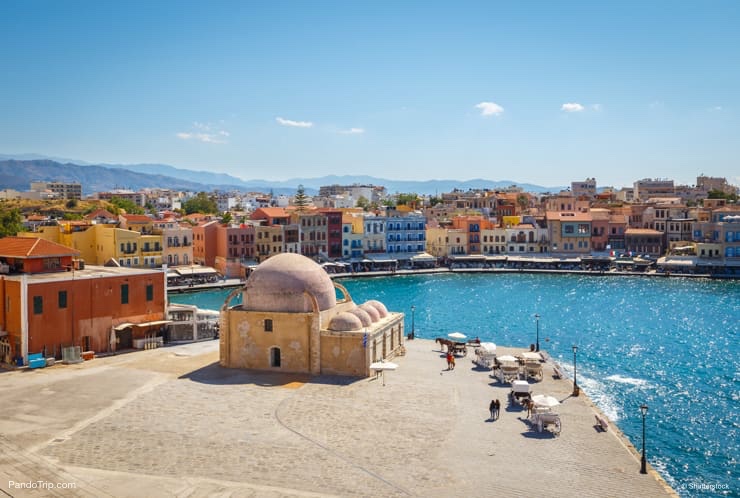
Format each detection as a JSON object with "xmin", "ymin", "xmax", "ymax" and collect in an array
[
  {"xmin": 20, "ymin": 223, "xmax": 163, "ymax": 268},
  {"xmin": 220, "ymin": 253, "xmax": 405, "ymax": 376}
]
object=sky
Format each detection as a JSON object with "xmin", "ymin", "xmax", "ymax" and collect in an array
[{"xmin": 1, "ymin": 1, "xmax": 738, "ymax": 189}]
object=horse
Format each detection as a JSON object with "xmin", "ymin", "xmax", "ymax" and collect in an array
[
  {"xmin": 435, "ymin": 337, "xmax": 454, "ymax": 352},
  {"xmin": 524, "ymin": 399, "xmax": 534, "ymax": 419}
]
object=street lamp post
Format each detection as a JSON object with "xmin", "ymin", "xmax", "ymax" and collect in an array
[
  {"xmin": 534, "ymin": 313, "xmax": 540, "ymax": 352},
  {"xmin": 410, "ymin": 305, "xmax": 416, "ymax": 340},
  {"xmin": 640, "ymin": 404, "xmax": 648, "ymax": 474},
  {"xmin": 572, "ymin": 344, "xmax": 579, "ymax": 396}
]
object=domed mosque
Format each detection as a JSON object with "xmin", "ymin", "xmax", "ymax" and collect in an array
[{"xmin": 220, "ymin": 253, "xmax": 405, "ymax": 376}]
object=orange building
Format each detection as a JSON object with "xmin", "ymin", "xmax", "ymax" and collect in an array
[{"xmin": 0, "ymin": 237, "xmax": 167, "ymax": 366}]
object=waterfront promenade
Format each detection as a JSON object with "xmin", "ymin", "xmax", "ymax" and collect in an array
[{"xmin": 0, "ymin": 339, "xmax": 675, "ymax": 497}]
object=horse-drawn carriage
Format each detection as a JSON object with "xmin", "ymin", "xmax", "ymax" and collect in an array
[
  {"xmin": 497, "ymin": 355, "xmax": 521, "ymax": 384},
  {"xmin": 473, "ymin": 342, "xmax": 497, "ymax": 369},
  {"xmin": 530, "ymin": 394, "xmax": 562, "ymax": 435},
  {"xmin": 533, "ymin": 410, "xmax": 562, "ymax": 435},
  {"xmin": 525, "ymin": 360, "xmax": 543, "ymax": 380},
  {"xmin": 452, "ymin": 342, "xmax": 467, "ymax": 356},
  {"xmin": 510, "ymin": 380, "xmax": 532, "ymax": 406},
  {"xmin": 435, "ymin": 338, "xmax": 467, "ymax": 357}
]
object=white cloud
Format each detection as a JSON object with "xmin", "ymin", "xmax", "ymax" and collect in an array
[
  {"xmin": 276, "ymin": 117, "xmax": 314, "ymax": 128},
  {"xmin": 176, "ymin": 122, "xmax": 229, "ymax": 144},
  {"xmin": 339, "ymin": 127, "xmax": 365, "ymax": 135},
  {"xmin": 475, "ymin": 102, "xmax": 504, "ymax": 116},
  {"xmin": 561, "ymin": 103, "xmax": 585, "ymax": 112}
]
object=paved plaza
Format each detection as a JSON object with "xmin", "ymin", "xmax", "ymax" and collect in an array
[{"xmin": 0, "ymin": 339, "xmax": 675, "ymax": 497}]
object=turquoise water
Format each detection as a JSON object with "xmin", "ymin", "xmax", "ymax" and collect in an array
[{"xmin": 170, "ymin": 273, "xmax": 739, "ymax": 496}]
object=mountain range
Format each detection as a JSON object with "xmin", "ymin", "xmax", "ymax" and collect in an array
[{"xmin": 0, "ymin": 154, "xmax": 564, "ymax": 196}]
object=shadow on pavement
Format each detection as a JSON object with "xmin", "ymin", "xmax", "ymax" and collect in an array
[{"xmin": 179, "ymin": 362, "xmax": 360, "ymax": 387}]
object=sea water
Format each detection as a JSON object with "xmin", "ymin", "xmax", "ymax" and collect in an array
[{"xmin": 170, "ymin": 273, "xmax": 739, "ymax": 496}]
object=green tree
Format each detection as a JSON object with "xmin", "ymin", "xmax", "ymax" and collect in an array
[
  {"xmin": 294, "ymin": 185, "xmax": 310, "ymax": 211},
  {"xmin": 707, "ymin": 189, "xmax": 738, "ymax": 201},
  {"xmin": 395, "ymin": 193, "xmax": 420, "ymax": 206},
  {"xmin": 356, "ymin": 196, "xmax": 370, "ymax": 211},
  {"xmin": 517, "ymin": 194, "xmax": 530, "ymax": 213},
  {"xmin": 65, "ymin": 198, "xmax": 78, "ymax": 209},
  {"xmin": 0, "ymin": 208, "xmax": 24, "ymax": 237},
  {"xmin": 221, "ymin": 212, "xmax": 233, "ymax": 224},
  {"xmin": 109, "ymin": 196, "xmax": 145, "ymax": 214},
  {"xmin": 182, "ymin": 192, "xmax": 218, "ymax": 215}
]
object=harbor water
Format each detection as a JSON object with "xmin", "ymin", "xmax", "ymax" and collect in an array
[{"xmin": 170, "ymin": 273, "xmax": 739, "ymax": 496}]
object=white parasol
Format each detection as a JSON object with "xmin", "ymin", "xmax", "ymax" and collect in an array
[
  {"xmin": 369, "ymin": 361, "xmax": 398, "ymax": 386},
  {"xmin": 369, "ymin": 361, "xmax": 398, "ymax": 371},
  {"xmin": 532, "ymin": 394, "xmax": 561, "ymax": 408},
  {"xmin": 448, "ymin": 332, "xmax": 467, "ymax": 340},
  {"xmin": 497, "ymin": 355, "xmax": 517, "ymax": 363}
]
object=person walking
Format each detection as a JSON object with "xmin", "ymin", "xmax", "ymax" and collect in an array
[
  {"xmin": 489, "ymin": 399, "xmax": 496, "ymax": 420},
  {"xmin": 446, "ymin": 351, "xmax": 453, "ymax": 370}
]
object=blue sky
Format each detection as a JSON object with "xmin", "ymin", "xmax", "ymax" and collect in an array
[{"xmin": 1, "ymin": 1, "xmax": 738, "ymax": 188}]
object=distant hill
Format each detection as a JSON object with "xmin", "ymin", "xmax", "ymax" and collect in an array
[
  {"xmin": 0, "ymin": 159, "xmax": 210, "ymax": 194},
  {"xmin": 0, "ymin": 155, "xmax": 564, "ymax": 196}
]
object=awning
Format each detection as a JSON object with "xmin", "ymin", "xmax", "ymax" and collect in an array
[
  {"xmin": 136, "ymin": 320, "xmax": 172, "ymax": 327},
  {"xmin": 175, "ymin": 267, "xmax": 218, "ymax": 276},
  {"xmin": 449, "ymin": 255, "xmax": 487, "ymax": 261},
  {"xmin": 410, "ymin": 252, "xmax": 436, "ymax": 261},
  {"xmin": 113, "ymin": 320, "xmax": 172, "ymax": 331},
  {"xmin": 113, "ymin": 322, "xmax": 136, "ymax": 331},
  {"xmin": 365, "ymin": 254, "xmax": 397, "ymax": 263}
]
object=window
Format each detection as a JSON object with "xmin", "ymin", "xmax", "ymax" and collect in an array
[
  {"xmin": 264, "ymin": 319, "xmax": 273, "ymax": 332},
  {"xmin": 121, "ymin": 284, "xmax": 129, "ymax": 304},
  {"xmin": 146, "ymin": 284, "xmax": 154, "ymax": 301},
  {"xmin": 33, "ymin": 296, "xmax": 43, "ymax": 314},
  {"xmin": 58, "ymin": 290, "xmax": 68, "ymax": 309}
]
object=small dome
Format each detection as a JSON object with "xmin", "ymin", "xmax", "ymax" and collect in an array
[
  {"xmin": 329, "ymin": 312, "xmax": 363, "ymax": 331},
  {"xmin": 359, "ymin": 303, "xmax": 381, "ymax": 322},
  {"xmin": 242, "ymin": 253, "xmax": 337, "ymax": 313},
  {"xmin": 364, "ymin": 300, "xmax": 389, "ymax": 318},
  {"xmin": 349, "ymin": 307, "xmax": 372, "ymax": 327}
]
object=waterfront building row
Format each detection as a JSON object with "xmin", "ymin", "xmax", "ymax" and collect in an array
[{"xmin": 14, "ymin": 199, "xmax": 740, "ymax": 276}]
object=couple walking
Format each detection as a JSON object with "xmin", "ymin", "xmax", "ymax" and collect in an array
[{"xmin": 489, "ymin": 399, "xmax": 501, "ymax": 420}]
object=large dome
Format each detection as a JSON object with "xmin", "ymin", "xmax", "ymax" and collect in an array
[{"xmin": 242, "ymin": 253, "xmax": 337, "ymax": 312}]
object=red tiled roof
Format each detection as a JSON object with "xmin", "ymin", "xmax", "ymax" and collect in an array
[
  {"xmin": 0, "ymin": 237, "xmax": 80, "ymax": 258},
  {"xmin": 85, "ymin": 208, "xmax": 117, "ymax": 220},
  {"xmin": 120, "ymin": 214, "xmax": 151, "ymax": 222},
  {"xmin": 253, "ymin": 207, "xmax": 289, "ymax": 217}
]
